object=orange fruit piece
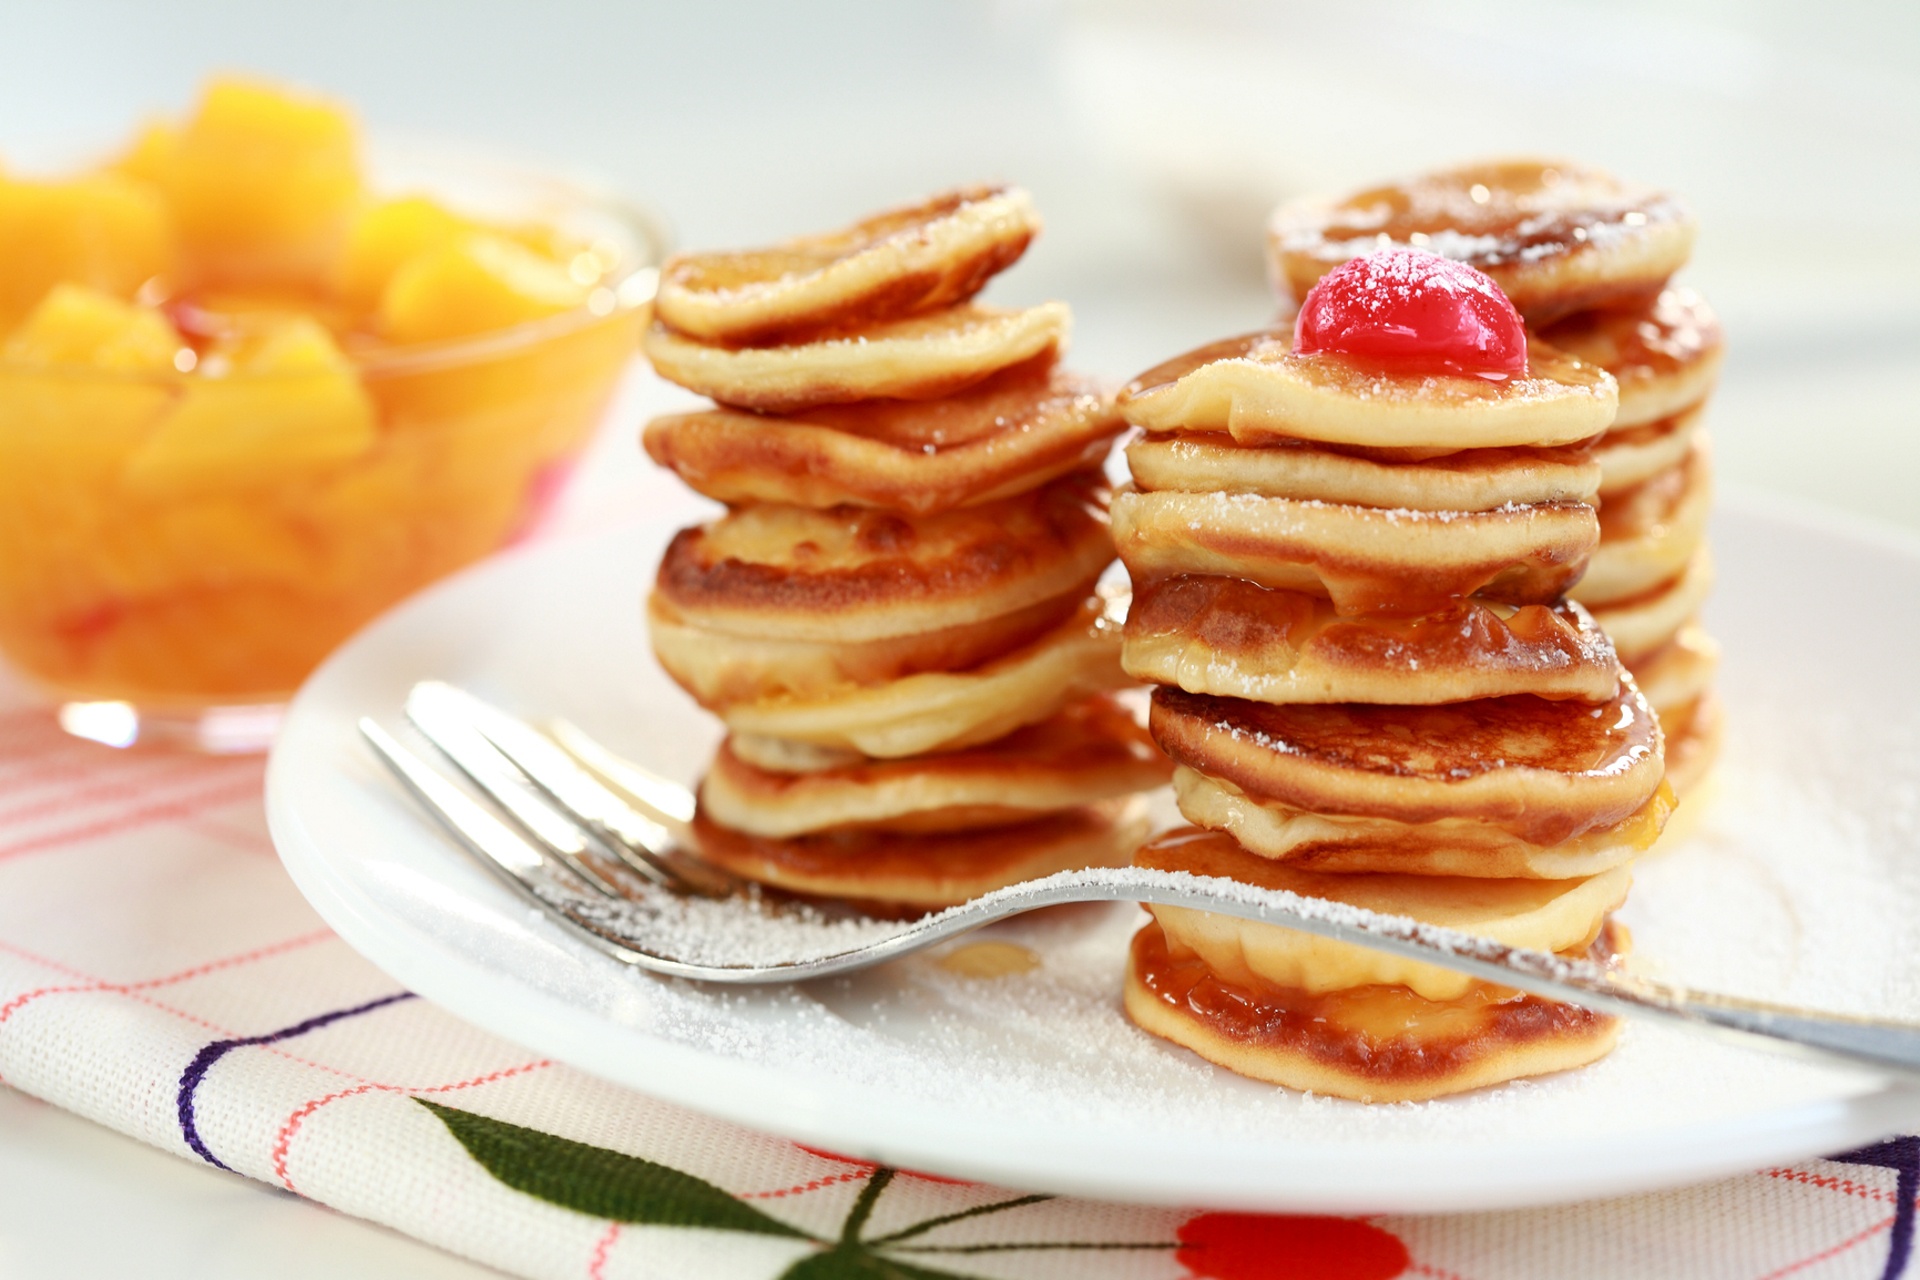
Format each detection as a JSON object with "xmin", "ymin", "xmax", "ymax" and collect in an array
[
  {"xmin": 158, "ymin": 76, "xmax": 363, "ymax": 288},
  {"xmin": 0, "ymin": 172, "xmax": 176, "ymax": 331},
  {"xmin": 121, "ymin": 312, "xmax": 375, "ymax": 496},
  {"xmin": 3, "ymin": 283, "xmax": 181, "ymax": 371},
  {"xmin": 376, "ymin": 231, "xmax": 588, "ymax": 345}
]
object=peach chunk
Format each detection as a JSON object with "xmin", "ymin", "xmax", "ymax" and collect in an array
[
  {"xmin": 3, "ymin": 283, "xmax": 181, "ymax": 371},
  {"xmin": 160, "ymin": 76, "xmax": 362, "ymax": 288},
  {"xmin": 0, "ymin": 173, "xmax": 176, "ymax": 330},
  {"xmin": 122, "ymin": 313, "xmax": 376, "ymax": 496},
  {"xmin": 335, "ymin": 195, "xmax": 478, "ymax": 315},
  {"xmin": 376, "ymin": 232, "xmax": 588, "ymax": 345}
]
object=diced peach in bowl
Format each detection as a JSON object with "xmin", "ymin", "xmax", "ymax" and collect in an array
[{"xmin": 0, "ymin": 76, "xmax": 666, "ymax": 750}]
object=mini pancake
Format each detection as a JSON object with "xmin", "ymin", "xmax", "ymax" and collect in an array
[
  {"xmin": 1268, "ymin": 158, "xmax": 1696, "ymax": 322},
  {"xmin": 1118, "ymin": 328, "xmax": 1615, "ymax": 452},
  {"xmin": 697, "ymin": 696, "xmax": 1169, "ymax": 838},
  {"xmin": 1110, "ymin": 485, "xmax": 1596, "ymax": 615},
  {"xmin": 1628, "ymin": 620, "xmax": 1719, "ymax": 724},
  {"xmin": 1136, "ymin": 825, "xmax": 1629, "ymax": 1000},
  {"xmin": 652, "ymin": 473, "xmax": 1112, "ymax": 645},
  {"xmin": 1124, "ymin": 576, "xmax": 1620, "ymax": 705},
  {"xmin": 1171, "ymin": 766, "xmax": 1671, "ymax": 879},
  {"xmin": 650, "ymin": 585, "xmax": 1086, "ymax": 708},
  {"xmin": 690, "ymin": 797, "xmax": 1148, "ymax": 909},
  {"xmin": 654, "ymin": 185, "xmax": 1040, "ymax": 345},
  {"xmin": 1658, "ymin": 690, "xmax": 1723, "ymax": 798},
  {"xmin": 644, "ymin": 356, "xmax": 1122, "ymax": 515},
  {"xmin": 1127, "ymin": 431, "xmax": 1599, "ymax": 513},
  {"xmin": 1149, "ymin": 682, "xmax": 1664, "ymax": 847},
  {"xmin": 643, "ymin": 302, "xmax": 1070, "ymax": 414},
  {"xmin": 719, "ymin": 594, "xmax": 1130, "ymax": 758},
  {"xmin": 1585, "ymin": 545, "xmax": 1712, "ymax": 664},
  {"xmin": 1125, "ymin": 918, "xmax": 1621, "ymax": 1103},
  {"xmin": 1572, "ymin": 435, "xmax": 1712, "ymax": 608},
  {"xmin": 1535, "ymin": 288, "xmax": 1723, "ymax": 428},
  {"xmin": 1592, "ymin": 402, "xmax": 1704, "ymax": 496}
]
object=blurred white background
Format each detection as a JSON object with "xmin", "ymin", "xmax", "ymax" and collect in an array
[{"xmin": 2, "ymin": 0, "xmax": 1917, "ymax": 526}]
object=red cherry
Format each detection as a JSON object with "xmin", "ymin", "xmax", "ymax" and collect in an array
[
  {"xmin": 1176, "ymin": 1212, "xmax": 1410, "ymax": 1280},
  {"xmin": 1294, "ymin": 247, "xmax": 1528, "ymax": 379}
]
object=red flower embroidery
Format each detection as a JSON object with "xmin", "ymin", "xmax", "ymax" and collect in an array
[{"xmin": 1177, "ymin": 1212, "xmax": 1410, "ymax": 1280}]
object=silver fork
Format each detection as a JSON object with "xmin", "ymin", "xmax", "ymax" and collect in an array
[{"xmin": 363, "ymin": 682, "xmax": 1920, "ymax": 1084}]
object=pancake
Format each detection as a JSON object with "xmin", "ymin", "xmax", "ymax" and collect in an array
[
  {"xmin": 1149, "ymin": 682, "xmax": 1664, "ymax": 847},
  {"xmin": 1171, "ymin": 767, "xmax": 1671, "ymax": 879},
  {"xmin": 697, "ymin": 696, "xmax": 1169, "ymax": 838},
  {"xmin": 1585, "ymin": 545, "xmax": 1712, "ymax": 664},
  {"xmin": 1127, "ymin": 431, "xmax": 1600, "ymax": 513},
  {"xmin": 689, "ymin": 796, "xmax": 1148, "ymax": 908},
  {"xmin": 1659, "ymin": 690, "xmax": 1723, "ymax": 798},
  {"xmin": 1125, "ymin": 919, "xmax": 1621, "ymax": 1103},
  {"xmin": 1118, "ymin": 328, "xmax": 1615, "ymax": 452},
  {"xmin": 1110, "ymin": 485, "xmax": 1596, "ymax": 616},
  {"xmin": 1535, "ymin": 288, "xmax": 1723, "ymax": 429},
  {"xmin": 718, "ymin": 593, "xmax": 1129, "ymax": 758},
  {"xmin": 1591, "ymin": 402, "xmax": 1703, "ymax": 496},
  {"xmin": 643, "ymin": 303, "xmax": 1070, "ymax": 414},
  {"xmin": 643, "ymin": 355, "xmax": 1122, "ymax": 515},
  {"xmin": 1628, "ymin": 620, "xmax": 1719, "ymax": 724},
  {"xmin": 653, "ymin": 185, "xmax": 1040, "ymax": 346},
  {"xmin": 650, "ymin": 584, "xmax": 1087, "ymax": 708},
  {"xmin": 1124, "ymin": 576, "xmax": 1620, "ymax": 705},
  {"xmin": 652, "ymin": 473, "xmax": 1112, "ymax": 644},
  {"xmin": 1571, "ymin": 435, "xmax": 1712, "ymax": 608},
  {"xmin": 1268, "ymin": 158, "xmax": 1695, "ymax": 322},
  {"xmin": 1136, "ymin": 825, "xmax": 1628, "ymax": 1000}
]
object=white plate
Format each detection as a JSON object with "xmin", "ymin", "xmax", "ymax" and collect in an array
[{"xmin": 267, "ymin": 492, "xmax": 1920, "ymax": 1213}]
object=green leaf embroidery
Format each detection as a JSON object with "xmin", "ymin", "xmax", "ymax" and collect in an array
[
  {"xmin": 778, "ymin": 1247, "xmax": 977, "ymax": 1280},
  {"xmin": 417, "ymin": 1099, "xmax": 809, "ymax": 1238}
]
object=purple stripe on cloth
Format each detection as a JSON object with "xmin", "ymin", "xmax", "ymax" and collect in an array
[
  {"xmin": 1830, "ymin": 1136, "xmax": 1920, "ymax": 1280},
  {"xmin": 176, "ymin": 991, "xmax": 416, "ymax": 1171}
]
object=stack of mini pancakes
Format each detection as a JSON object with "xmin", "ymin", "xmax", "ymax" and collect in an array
[
  {"xmin": 641, "ymin": 186, "xmax": 1169, "ymax": 911},
  {"xmin": 1542, "ymin": 295, "xmax": 1723, "ymax": 795},
  {"xmin": 1109, "ymin": 184, "xmax": 1684, "ymax": 1100},
  {"xmin": 1270, "ymin": 159, "xmax": 1723, "ymax": 795}
]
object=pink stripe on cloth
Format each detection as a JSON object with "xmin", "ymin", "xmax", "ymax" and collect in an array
[{"xmin": 270, "ymin": 1058, "xmax": 553, "ymax": 1192}]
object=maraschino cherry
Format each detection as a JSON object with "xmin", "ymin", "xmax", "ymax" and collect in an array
[{"xmin": 1293, "ymin": 247, "xmax": 1528, "ymax": 380}]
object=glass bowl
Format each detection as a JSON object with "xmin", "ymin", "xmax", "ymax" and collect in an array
[{"xmin": 0, "ymin": 148, "xmax": 668, "ymax": 751}]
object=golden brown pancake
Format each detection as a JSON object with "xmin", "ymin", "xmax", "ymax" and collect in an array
[
  {"xmin": 689, "ymin": 796, "xmax": 1148, "ymax": 908},
  {"xmin": 1585, "ymin": 546, "xmax": 1712, "ymax": 664},
  {"xmin": 1171, "ymin": 767, "xmax": 1671, "ymax": 879},
  {"xmin": 649, "ymin": 585, "xmax": 1087, "ymax": 709},
  {"xmin": 1591, "ymin": 402, "xmax": 1703, "ymax": 496},
  {"xmin": 1118, "ymin": 329, "xmax": 1616, "ymax": 452},
  {"xmin": 697, "ymin": 696, "xmax": 1170, "ymax": 838},
  {"xmin": 652, "ymin": 473, "xmax": 1112, "ymax": 645},
  {"xmin": 1658, "ymin": 691, "xmax": 1722, "ymax": 797},
  {"xmin": 1535, "ymin": 288, "xmax": 1723, "ymax": 428},
  {"xmin": 643, "ymin": 356, "xmax": 1122, "ymax": 515},
  {"xmin": 1572, "ymin": 435, "xmax": 1712, "ymax": 607},
  {"xmin": 643, "ymin": 303, "xmax": 1070, "ymax": 414},
  {"xmin": 1628, "ymin": 620, "xmax": 1718, "ymax": 724},
  {"xmin": 653, "ymin": 185, "xmax": 1040, "ymax": 345},
  {"xmin": 1125, "ymin": 919, "xmax": 1621, "ymax": 1103},
  {"xmin": 1110, "ymin": 485, "xmax": 1596, "ymax": 616},
  {"xmin": 1136, "ymin": 825, "xmax": 1628, "ymax": 999},
  {"xmin": 1268, "ymin": 158, "xmax": 1695, "ymax": 322},
  {"xmin": 1124, "ymin": 576, "xmax": 1620, "ymax": 705},
  {"xmin": 717, "ymin": 594, "xmax": 1130, "ymax": 758},
  {"xmin": 1150, "ymin": 682, "xmax": 1664, "ymax": 847},
  {"xmin": 1127, "ymin": 431, "xmax": 1600, "ymax": 513}
]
